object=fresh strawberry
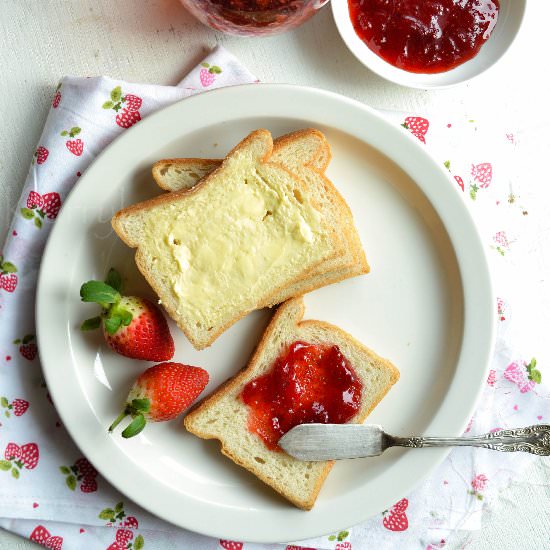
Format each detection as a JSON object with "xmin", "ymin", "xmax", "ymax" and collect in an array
[
  {"xmin": 21, "ymin": 443, "xmax": 39, "ymax": 469},
  {"xmin": 454, "ymin": 175, "xmax": 464, "ymax": 192},
  {"xmin": 66, "ymin": 139, "xmax": 84, "ymax": 156},
  {"xmin": 220, "ymin": 541, "xmax": 243, "ymax": 550},
  {"xmin": 75, "ymin": 457, "xmax": 97, "ymax": 478},
  {"xmin": 80, "ymin": 268, "xmax": 174, "ymax": 361},
  {"xmin": 12, "ymin": 399, "xmax": 29, "ymax": 416},
  {"xmin": 4, "ymin": 442, "xmax": 21, "ymax": 460},
  {"xmin": 116, "ymin": 108, "xmax": 141, "ymax": 129},
  {"xmin": 200, "ymin": 63, "xmax": 222, "ymax": 87},
  {"xmin": 42, "ymin": 192, "xmax": 62, "ymax": 219},
  {"xmin": 471, "ymin": 163, "xmax": 492, "ymax": 187},
  {"xmin": 124, "ymin": 94, "xmax": 142, "ymax": 111},
  {"xmin": 402, "ymin": 117, "xmax": 429, "ymax": 144},
  {"xmin": 0, "ymin": 257, "xmax": 18, "ymax": 293},
  {"xmin": 109, "ymin": 362, "xmax": 209, "ymax": 438},
  {"xmin": 80, "ymin": 475, "xmax": 98, "ymax": 493},
  {"xmin": 123, "ymin": 516, "xmax": 139, "ymax": 529},
  {"xmin": 35, "ymin": 146, "xmax": 49, "ymax": 165},
  {"xmin": 383, "ymin": 498, "xmax": 409, "ymax": 531},
  {"xmin": 116, "ymin": 529, "xmax": 133, "ymax": 545},
  {"xmin": 61, "ymin": 127, "xmax": 83, "ymax": 156}
]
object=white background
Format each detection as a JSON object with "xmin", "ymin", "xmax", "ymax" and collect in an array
[{"xmin": 0, "ymin": 1, "xmax": 549, "ymax": 548}]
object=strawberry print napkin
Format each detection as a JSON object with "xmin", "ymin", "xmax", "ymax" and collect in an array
[{"xmin": 0, "ymin": 46, "xmax": 547, "ymax": 550}]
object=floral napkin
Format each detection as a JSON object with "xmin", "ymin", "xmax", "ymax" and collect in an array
[{"xmin": 0, "ymin": 45, "xmax": 547, "ymax": 550}]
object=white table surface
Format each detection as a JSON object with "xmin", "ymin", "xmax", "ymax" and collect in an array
[{"xmin": 1, "ymin": 1, "xmax": 549, "ymax": 548}]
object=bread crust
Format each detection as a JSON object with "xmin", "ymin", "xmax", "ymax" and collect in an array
[{"xmin": 184, "ymin": 297, "xmax": 399, "ymax": 510}]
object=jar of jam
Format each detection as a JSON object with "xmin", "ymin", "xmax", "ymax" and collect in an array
[{"xmin": 180, "ymin": 0, "xmax": 330, "ymax": 36}]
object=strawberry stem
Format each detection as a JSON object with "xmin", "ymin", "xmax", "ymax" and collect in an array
[{"xmin": 109, "ymin": 409, "xmax": 129, "ymax": 432}]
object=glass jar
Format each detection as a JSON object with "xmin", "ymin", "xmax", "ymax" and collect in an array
[{"xmin": 181, "ymin": 0, "xmax": 330, "ymax": 37}]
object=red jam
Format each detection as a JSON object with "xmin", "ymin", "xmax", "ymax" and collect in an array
[
  {"xmin": 241, "ymin": 341, "xmax": 363, "ymax": 450},
  {"xmin": 348, "ymin": 0, "xmax": 500, "ymax": 74}
]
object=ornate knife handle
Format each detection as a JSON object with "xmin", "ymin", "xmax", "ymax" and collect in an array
[{"xmin": 391, "ymin": 425, "xmax": 550, "ymax": 456}]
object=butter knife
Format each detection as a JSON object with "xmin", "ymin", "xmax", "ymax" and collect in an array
[{"xmin": 278, "ymin": 423, "xmax": 550, "ymax": 461}]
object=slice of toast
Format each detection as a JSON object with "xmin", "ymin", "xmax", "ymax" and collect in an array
[
  {"xmin": 152, "ymin": 130, "xmax": 369, "ymax": 307},
  {"xmin": 112, "ymin": 130, "xmax": 349, "ymax": 350},
  {"xmin": 184, "ymin": 297, "xmax": 400, "ymax": 510}
]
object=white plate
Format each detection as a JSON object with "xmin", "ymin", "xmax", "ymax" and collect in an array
[
  {"xmin": 37, "ymin": 84, "xmax": 494, "ymax": 543},
  {"xmin": 332, "ymin": 0, "xmax": 526, "ymax": 89}
]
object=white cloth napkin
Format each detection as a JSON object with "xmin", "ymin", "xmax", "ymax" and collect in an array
[{"xmin": 0, "ymin": 45, "xmax": 547, "ymax": 550}]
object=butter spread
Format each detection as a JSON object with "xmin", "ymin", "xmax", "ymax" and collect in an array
[{"xmin": 142, "ymin": 163, "xmax": 328, "ymax": 325}]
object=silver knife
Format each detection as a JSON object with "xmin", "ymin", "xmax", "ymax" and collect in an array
[{"xmin": 278, "ymin": 423, "xmax": 550, "ymax": 461}]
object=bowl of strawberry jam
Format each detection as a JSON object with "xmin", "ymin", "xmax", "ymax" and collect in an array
[
  {"xmin": 332, "ymin": 0, "xmax": 526, "ymax": 88},
  {"xmin": 241, "ymin": 341, "xmax": 363, "ymax": 451}
]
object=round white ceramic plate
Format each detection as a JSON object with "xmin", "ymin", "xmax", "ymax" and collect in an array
[
  {"xmin": 37, "ymin": 84, "xmax": 494, "ymax": 543},
  {"xmin": 332, "ymin": 0, "xmax": 526, "ymax": 89}
]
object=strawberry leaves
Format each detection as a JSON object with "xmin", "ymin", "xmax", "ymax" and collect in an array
[
  {"xmin": 526, "ymin": 358, "xmax": 542, "ymax": 384},
  {"xmin": 122, "ymin": 414, "xmax": 147, "ymax": 439},
  {"xmin": 109, "ymin": 398, "xmax": 150, "ymax": 439},
  {"xmin": 80, "ymin": 280, "xmax": 121, "ymax": 305}
]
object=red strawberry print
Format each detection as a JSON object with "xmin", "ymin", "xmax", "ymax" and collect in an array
[
  {"xmin": 75, "ymin": 457, "xmax": 97, "ymax": 478},
  {"xmin": 401, "ymin": 117, "xmax": 429, "ymax": 144},
  {"xmin": 103, "ymin": 86, "xmax": 143, "ymax": 128},
  {"xmin": 27, "ymin": 191, "xmax": 42, "ymax": 209},
  {"xmin": 13, "ymin": 398, "xmax": 30, "ymax": 416},
  {"xmin": 21, "ymin": 443, "xmax": 39, "ymax": 469},
  {"xmin": 61, "ymin": 127, "xmax": 83, "ymax": 156},
  {"xmin": 486, "ymin": 369, "xmax": 496, "ymax": 387},
  {"xmin": 21, "ymin": 191, "xmax": 61, "ymax": 227},
  {"xmin": 286, "ymin": 546, "xmax": 316, "ymax": 550},
  {"xmin": 471, "ymin": 163, "xmax": 492, "ymax": 187},
  {"xmin": 124, "ymin": 516, "xmax": 139, "ymax": 529},
  {"xmin": 81, "ymin": 475, "xmax": 98, "ymax": 493},
  {"xmin": 454, "ymin": 175, "xmax": 464, "ymax": 192},
  {"xmin": 471, "ymin": 473, "xmax": 487, "ymax": 492},
  {"xmin": 42, "ymin": 193, "xmax": 62, "ymax": 218},
  {"xmin": 30, "ymin": 525, "xmax": 63, "ymax": 549},
  {"xmin": 1, "ymin": 397, "xmax": 29, "ymax": 418},
  {"xmin": 383, "ymin": 498, "xmax": 409, "ymax": 531},
  {"xmin": 34, "ymin": 146, "xmax": 49, "ymax": 165},
  {"xmin": 336, "ymin": 544, "xmax": 352, "ymax": 550},
  {"xmin": 116, "ymin": 529, "xmax": 133, "ymax": 545},
  {"xmin": 52, "ymin": 83, "xmax": 62, "ymax": 108},
  {"xmin": 14, "ymin": 334, "xmax": 38, "ymax": 360},
  {"xmin": 200, "ymin": 63, "xmax": 222, "ymax": 87},
  {"xmin": 0, "ymin": 256, "xmax": 18, "ymax": 293},
  {"xmin": 4, "ymin": 442, "xmax": 21, "ymax": 460},
  {"xmin": 504, "ymin": 358, "xmax": 541, "ymax": 392},
  {"xmin": 493, "ymin": 231, "xmax": 510, "ymax": 255},
  {"xmin": 220, "ymin": 541, "xmax": 243, "ymax": 550},
  {"xmin": 124, "ymin": 94, "xmax": 142, "ymax": 111},
  {"xmin": 116, "ymin": 108, "xmax": 141, "ymax": 129}
]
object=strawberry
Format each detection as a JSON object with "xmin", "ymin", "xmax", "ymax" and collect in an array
[
  {"xmin": 30, "ymin": 525, "xmax": 51, "ymax": 545},
  {"xmin": 61, "ymin": 127, "xmax": 83, "ymax": 156},
  {"xmin": 471, "ymin": 474, "xmax": 488, "ymax": 492},
  {"xmin": 109, "ymin": 362, "xmax": 209, "ymax": 438},
  {"xmin": 116, "ymin": 529, "xmax": 134, "ymax": 545},
  {"xmin": 116, "ymin": 108, "xmax": 141, "ymax": 129},
  {"xmin": 42, "ymin": 192, "xmax": 62, "ymax": 219},
  {"xmin": 80, "ymin": 268, "xmax": 174, "ymax": 361},
  {"xmin": 66, "ymin": 139, "xmax": 84, "ymax": 156},
  {"xmin": 21, "ymin": 443, "xmax": 39, "ymax": 469},
  {"xmin": 454, "ymin": 175, "xmax": 464, "ymax": 192},
  {"xmin": 200, "ymin": 63, "xmax": 222, "ymax": 87},
  {"xmin": 75, "ymin": 457, "xmax": 97, "ymax": 478},
  {"xmin": 80, "ymin": 475, "xmax": 98, "ymax": 493},
  {"xmin": 52, "ymin": 83, "xmax": 62, "ymax": 108},
  {"xmin": 4, "ymin": 442, "xmax": 21, "ymax": 460},
  {"xmin": 45, "ymin": 537, "xmax": 63, "ymax": 550},
  {"xmin": 12, "ymin": 399, "xmax": 29, "ymax": 416},
  {"xmin": 27, "ymin": 191, "xmax": 43, "ymax": 209},
  {"xmin": 383, "ymin": 498, "xmax": 409, "ymax": 531},
  {"xmin": 20, "ymin": 343, "xmax": 38, "ymax": 360},
  {"xmin": 220, "ymin": 541, "xmax": 243, "ymax": 550},
  {"xmin": 471, "ymin": 163, "xmax": 492, "ymax": 187},
  {"xmin": 124, "ymin": 94, "xmax": 142, "ymax": 111},
  {"xmin": 401, "ymin": 117, "xmax": 429, "ymax": 144},
  {"xmin": 0, "ymin": 256, "xmax": 18, "ymax": 293},
  {"xmin": 35, "ymin": 146, "xmax": 49, "ymax": 165},
  {"xmin": 123, "ymin": 516, "xmax": 139, "ymax": 529}
]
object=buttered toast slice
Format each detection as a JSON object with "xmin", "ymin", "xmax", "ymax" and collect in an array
[
  {"xmin": 152, "ymin": 129, "xmax": 369, "ymax": 306},
  {"xmin": 113, "ymin": 130, "xmax": 348, "ymax": 350},
  {"xmin": 184, "ymin": 297, "xmax": 399, "ymax": 510}
]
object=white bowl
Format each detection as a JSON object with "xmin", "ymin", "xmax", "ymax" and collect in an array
[{"xmin": 332, "ymin": 0, "xmax": 526, "ymax": 89}]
